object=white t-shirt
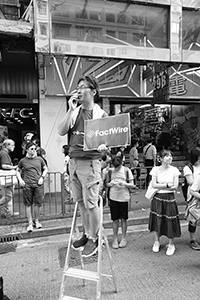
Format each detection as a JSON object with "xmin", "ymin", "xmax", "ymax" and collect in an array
[
  {"xmin": 183, "ymin": 165, "xmax": 200, "ymax": 201},
  {"xmin": 150, "ymin": 165, "xmax": 180, "ymax": 193}
]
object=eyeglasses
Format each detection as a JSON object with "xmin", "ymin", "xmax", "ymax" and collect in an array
[{"xmin": 76, "ymin": 85, "xmax": 91, "ymax": 91}]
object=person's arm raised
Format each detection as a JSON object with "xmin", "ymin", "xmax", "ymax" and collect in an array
[{"xmin": 58, "ymin": 94, "xmax": 79, "ymax": 136}]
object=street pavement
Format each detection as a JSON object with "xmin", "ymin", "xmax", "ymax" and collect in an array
[
  {"xmin": 1, "ymin": 189, "xmax": 199, "ymax": 300},
  {"xmin": 1, "ymin": 217, "xmax": 200, "ymax": 299}
]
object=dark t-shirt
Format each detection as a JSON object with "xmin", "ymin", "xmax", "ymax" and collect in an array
[
  {"xmin": 0, "ymin": 149, "xmax": 12, "ymax": 169},
  {"xmin": 69, "ymin": 108, "xmax": 107, "ymax": 159},
  {"xmin": 18, "ymin": 156, "xmax": 45, "ymax": 186}
]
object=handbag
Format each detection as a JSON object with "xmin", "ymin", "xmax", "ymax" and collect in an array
[
  {"xmin": 145, "ymin": 181, "xmax": 158, "ymax": 200},
  {"xmin": 185, "ymin": 197, "xmax": 200, "ymax": 225},
  {"xmin": 0, "ymin": 169, "xmax": 18, "ymax": 187}
]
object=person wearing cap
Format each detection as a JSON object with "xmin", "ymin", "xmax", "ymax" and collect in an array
[
  {"xmin": 21, "ymin": 132, "xmax": 34, "ymax": 156},
  {"xmin": 16, "ymin": 142, "xmax": 48, "ymax": 232},
  {"xmin": 31, "ymin": 136, "xmax": 48, "ymax": 166},
  {"xmin": 58, "ymin": 75, "xmax": 108, "ymax": 258}
]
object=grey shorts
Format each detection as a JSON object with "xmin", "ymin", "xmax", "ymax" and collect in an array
[
  {"xmin": 23, "ymin": 184, "xmax": 44, "ymax": 207},
  {"xmin": 69, "ymin": 158, "xmax": 101, "ymax": 209}
]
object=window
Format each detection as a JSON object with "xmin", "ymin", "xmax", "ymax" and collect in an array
[
  {"xmin": 106, "ymin": 13, "xmax": 115, "ymax": 23},
  {"xmin": 106, "ymin": 30, "xmax": 116, "ymax": 38},
  {"xmin": 90, "ymin": 11, "xmax": 101, "ymax": 21},
  {"xmin": 182, "ymin": 9, "xmax": 200, "ymax": 51},
  {"xmin": 119, "ymin": 31, "xmax": 127, "ymax": 41},
  {"xmin": 118, "ymin": 13, "xmax": 126, "ymax": 24},
  {"xmin": 53, "ymin": 24, "xmax": 70, "ymax": 38},
  {"xmin": 76, "ymin": 9, "xmax": 87, "ymax": 19}
]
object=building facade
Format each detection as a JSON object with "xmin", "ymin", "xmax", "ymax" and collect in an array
[
  {"xmin": 0, "ymin": 0, "xmax": 38, "ymax": 161},
  {"xmin": 1, "ymin": 0, "xmax": 200, "ymax": 171}
]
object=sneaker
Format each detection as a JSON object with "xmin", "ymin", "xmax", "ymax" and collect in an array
[
  {"xmin": 32, "ymin": 220, "xmax": 36, "ymax": 228},
  {"xmin": 190, "ymin": 240, "xmax": 200, "ymax": 250},
  {"xmin": 152, "ymin": 241, "xmax": 160, "ymax": 253},
  {"xmin": 72, "ymin": 234, "xmax": 88, "ymax": 250},
  {"xmin": 166, "ymin": 244, "xmax": 175, "ymax": 256},
  {"xmin": 112, "ymin": 240, "xmax": 119, "ymax": 249},
  {"xmin": 81, "ymin": 238, "xmax": 98, "ymax": 258},
  {"xmin": 119, "ymin": 238, "xmax": 127, "ymax": 248},
  {"xmin": 5, "ymin": 212, "xmax": 19, "ymax": 218},
  {"xmin": 35, "ymin": 220, "xmax": 42, "ymax": 229},
  {"xmin": 27, "ymin": 223, "xmax": 33, "ymax": 232}
]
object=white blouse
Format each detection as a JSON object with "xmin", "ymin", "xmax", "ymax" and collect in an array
[{"xmin": 150, "ymin": 165, "xmax": 180, "ymax": 193}]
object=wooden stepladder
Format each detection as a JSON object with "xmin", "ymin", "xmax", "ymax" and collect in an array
[{"xmin": 58, "ymin": 197, "xmax": 117, "ymax": 300}]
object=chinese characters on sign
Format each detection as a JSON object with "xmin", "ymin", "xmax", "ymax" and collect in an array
[
  {"xmin": 152, "ymin": 63, "xmax": 169, "ymax": 105},
  {"xmin": 152, "ymin": 63, "xmax": 169, "ymax": 104},
  {"xmin": 169, "ymin": 75, "xmax": 187, "ymax": 96}
]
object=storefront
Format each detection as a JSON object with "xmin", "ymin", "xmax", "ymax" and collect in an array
[
  {"xmin": 0, "ymin": 104, "xmax": 39, "ymax": 161},
  {"xmin": 0, "ymin": 35, "xmax": 39, "ymax": 162},
  {"xmin": 33, "ymin": 0, "xmax": 200, "ymax": 171},
  {"xmin": 112, "ymin": 102, "xmax": 200, "ymax": 156}
]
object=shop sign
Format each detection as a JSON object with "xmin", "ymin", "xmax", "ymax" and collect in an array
[
  {"xmin": 84, "ymin": 113, "xmax": 131, "ymax": 151},
  {"xmin": 0, "ymin": 108, "xmax": 33, "ymax": 119},
  {"xmin": 152, "ymin": 64, "xmax": 169, "ymax": 105},
  {"xmin": 169, "ymin": 75, "xmax": 187, "ymax": 96}
]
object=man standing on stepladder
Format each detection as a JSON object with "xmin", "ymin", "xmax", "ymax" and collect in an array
[{"xmin": 58, "ymin": 75, "xmax": 108, "ymax": 258}]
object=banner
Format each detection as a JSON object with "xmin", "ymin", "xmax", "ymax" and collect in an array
[{"xmin": 84, "ymin": 113, "xmax": 131, "ymax": 151}]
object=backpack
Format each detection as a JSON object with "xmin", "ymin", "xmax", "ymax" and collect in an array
[{"xmin": 182, "ymin": 163, "xmax": 193, "ymax": 201}]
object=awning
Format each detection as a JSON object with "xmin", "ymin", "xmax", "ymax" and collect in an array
[{"xmin": 0, "ymin": 19, "xmax": 33, "ymax": 37}]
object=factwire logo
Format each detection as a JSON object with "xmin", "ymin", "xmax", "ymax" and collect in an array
[{"xmin": 86, "ymin": 126, "xmax": 128, "ymax": 139}]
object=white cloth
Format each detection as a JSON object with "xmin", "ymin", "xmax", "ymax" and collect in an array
[
  {"xmin": 150, "ymin": 165, "xmax": 180, "ymax": 193},
  {"xmin": 70, "ymin": 103, "xmax": 106, "ymax": 128}
]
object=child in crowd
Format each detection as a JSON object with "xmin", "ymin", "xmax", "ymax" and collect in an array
[{"xmin": 104, "ymin": 155, "xmax": 137, "ymax": 249}]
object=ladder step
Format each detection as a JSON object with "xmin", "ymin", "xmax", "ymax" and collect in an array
[
  {"xmin": 64, "ymin": 267, "xmax": 99, "ymax": 281},
  {"xmin": 60, "ymin": 296, "xmax": 84, "ymax": 300}
]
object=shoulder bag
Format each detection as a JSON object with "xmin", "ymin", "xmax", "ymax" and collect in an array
[
  {"xmin": 145, "ymin": 180, "xmax": 158, "ymax": 201},
  {"xmin": 185, "ymin": 197, "xmax": 200, "ymax": 225}
]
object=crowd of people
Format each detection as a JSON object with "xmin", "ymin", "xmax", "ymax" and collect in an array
[
  {"xmin": 57, "ymin": 74, "xmax": 200, "ymax": 259},
  {"xmin": 0, "ymin": 134, "xmax": 48, "ymax": 233},
  {"xmin": 1, "ymin": 74, "xmax": 200, "ymax": 259}
]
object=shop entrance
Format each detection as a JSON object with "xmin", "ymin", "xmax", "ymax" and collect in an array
[
  {"xmin": 0, "ymin": 103, "xmax": 39, "ymax": 162},
  {"xmin": 110, "ymin": 101, "xmax": 200, "ymax": 158}
]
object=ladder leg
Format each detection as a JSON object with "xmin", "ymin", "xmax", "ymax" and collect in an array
[
  {"xmin": 74, "ymin": 223, "xmax": 85, "ymax": 286},
  {"xmin": 59, "ymin": 202, "xmax": 78, "ymax": 300},
  {"xmin": 96, "ymin": 196, "xmax": 103, "ymax": 300},
  {"xmin": 102, "ymin": 229, "xmax": 118, "ymax": 293}
]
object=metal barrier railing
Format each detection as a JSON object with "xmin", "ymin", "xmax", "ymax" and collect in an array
[
  {"xmin": 0, "ymin": 167, "xmax": 186, "ymax": 224},
  {"xmin": 0, "ymin": 172, "xmax": 74, "ymax": 224}
]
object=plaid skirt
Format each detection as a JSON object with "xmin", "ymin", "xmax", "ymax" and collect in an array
[{"xmin": 148, "ymin": 192, "xmax": 181, "ymax": 239}]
